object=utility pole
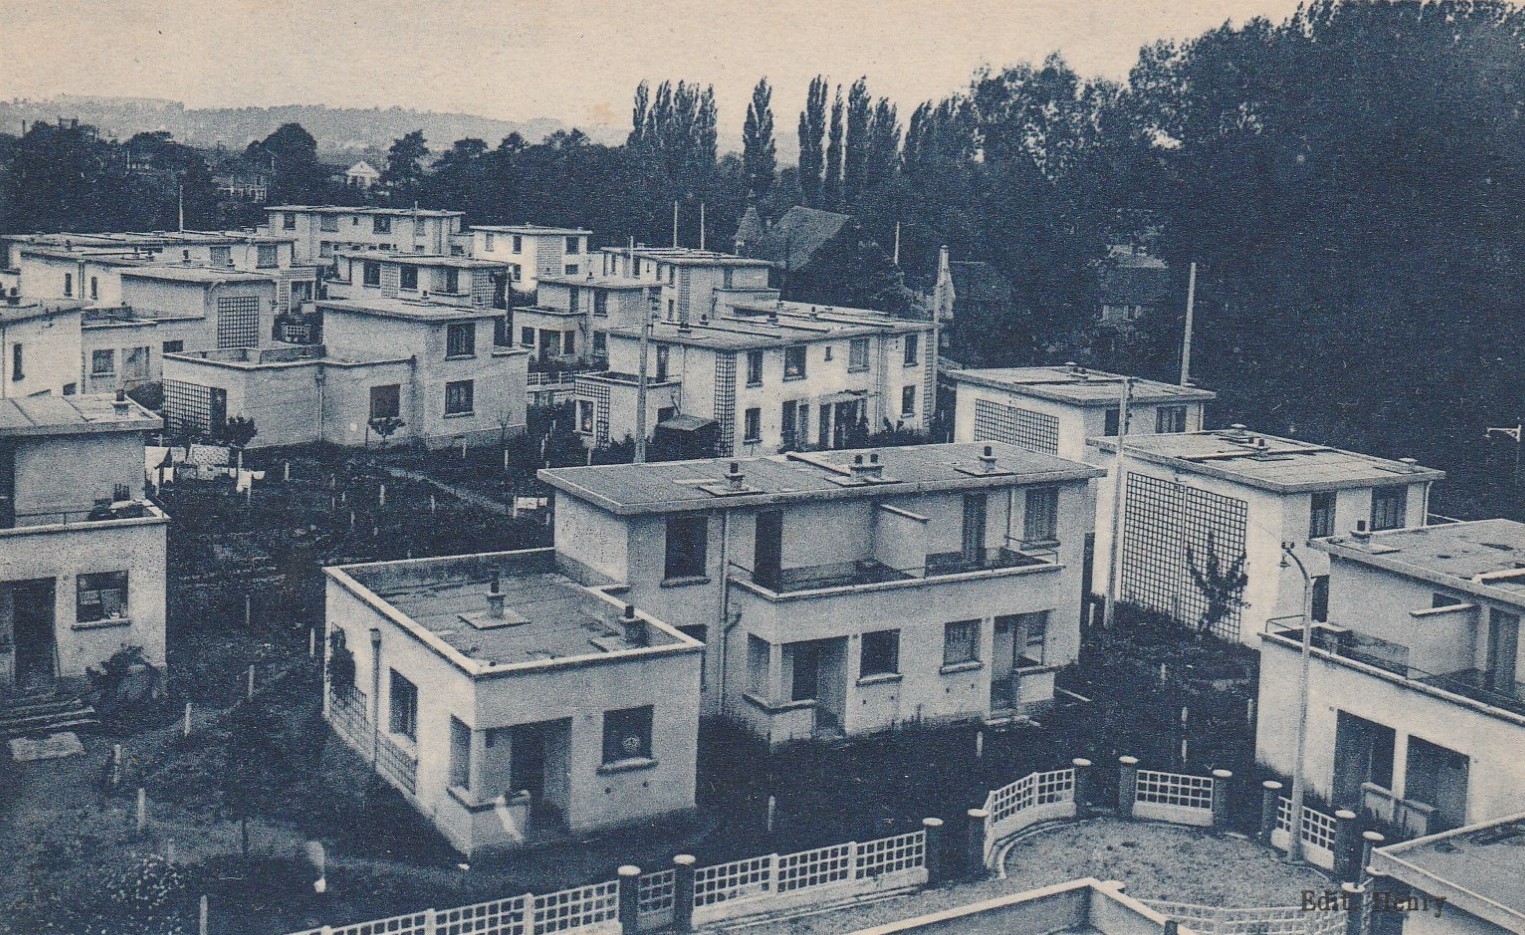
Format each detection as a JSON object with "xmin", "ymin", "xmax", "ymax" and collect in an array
[
  {"xmin": 178, "ymin": 181, "xmax": 185, "ymax": 233},
  {"xmin": 892, "ymin": 222, "xmax": 901, "ymax": 267},
  {"xmin": 672, "ymin": 201, "xmax": 679, "ymax": 248},
  {"xmin": 634, "ymin": 288, "xmax": 659, "ymax": 463},
  {"xmin": 699, "ymin": 202, "xmax": 706, "ymax": 251},
  {"xmin": 1485, "ymin": 422, "xmax": 1524, "ymax": 486},
  {"xmin": 1179, "ymin": 261, "xmax": 1197, "ymax": 386},
  {"xmin": 1101, "ymin": 378, "xmax": 1133, "ymax": 638},
  {"xmin": 1280, "ymin": 542, "xmax": 1315, "ymax": 864}
]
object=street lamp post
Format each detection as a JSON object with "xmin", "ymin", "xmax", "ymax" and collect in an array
[{"xmin": 1280, "ymin": 541, "xmax": 1315, "ymax": 864}]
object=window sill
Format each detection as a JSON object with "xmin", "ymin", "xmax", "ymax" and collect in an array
[
  {"xmin": 742, "ymin": 693, "xmax": 817, "ymax": 713},
  {"xmin": 848, "ymin": 366, "xmax": 870, "ymax": 374},
  {"xmin": 1021, "ymin": 538, "xmax": 1060, "ymax": 550},
  {"xmin": 743, "ymin": 437, "xmax": 762, "ymax": 445},
  {"xmin": 661, "ymin": 575, "xmax": 711, "ymax": 589},
  {"xmin": 598, "ymin": 756, "xmax": 657, "ymax": 775},
  {"xmin": 447, "ymin": 784, "xmax": 499, "ymax": 812},
  {"xmin": 444, "ymin": 354, "xmax": 477, "ymax": 361},
  {"xmin": 783, "ymin": 374, "xmax": 806, "ymax": 382},
  {"xmin": 443, "ymin": 411, "xmax": 476, "ymax": 419},
  {"xmin": 745, "ymin": 382, "xmax": 763, "ymax": 389},
  {"xmin": 940, "ymin": 661, "xmax": 983, "ymax": 675},
  {"xmin": 1015, "ymin": 661, "xmax": 1060, "ymax": 675},
  {"xmin": 856, "ymin": 672, "xmax": 902, "ymax": 686},
  {"xmin": 73, "ymin": 616, "xmax": 132, "ymax": 632}
]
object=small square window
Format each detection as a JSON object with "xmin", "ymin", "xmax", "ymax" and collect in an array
[
  {"xmin": 784, "ymin": 346, "xmax": 807, "ymax": 379},
  {"xmin": 400, "ymin": 266, "xmax": 419, "ymax": 290},
  {"xmin": 256, "ymin": 244, "xmax": 278, "ymax": 268},
  {"xmin": 564, "ymin": 264, "xmax": 579, "ymax": 276},
  {"xmin": 943, "ymin": 620, "xmax": 980, "ymax": 666},
  {"xmin": 91, "ymin": 349, "xmax": 115, "ymax": 376},
  {"xmin": 602, "ymin": 705, "xmax": 653, "ymax": 763},
  {"xmin": 370, "ymin": 384, "xmax": 401, "ymax": 420},
  {"xmin": 1156, "ymin": 405, "xmax": 1187, "ymax": 433},
  {"xmin": 389, "ymin": 669, "xmax": 418, "ymax": 740},
  {"xmin": 565, "ymin": 236, "xmax": 581, "ymax": 254},
  {"xmin": 446, "ymin": 322, "xmax": 476, "ymax": 358},
  {"xmin": 77, "ymin": 571, "xmax": 128, "ymax": 622},
  {"xmin": 1371, "ymin": 487, "xmax": 1406, "ymax": 531},
  {"xmin": 444, "ymin": 379, "xmax": 474, "ymax": 415},
  {"xmin": 373, "ymin": 216, "xmax": 392, "ymax": 234},
  {"xmin": 363, "ymin": 262, "xmax": 381, "ymax": 286},
  {"xmin": 860, "ymin": 629, "xmax": 899, "ymax": 677}
]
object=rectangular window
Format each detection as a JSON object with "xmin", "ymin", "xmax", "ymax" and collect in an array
[
  {"xmin": 784, "ymin": 345, "xmax": 807, "ymax": 379},
  {"xmin": 593, "ymin": 331, "xmax": 607, "ymax": 354},
  {"xmin": 282, "ymin": 212, "xmax": 296, "ymax": 230},
  {"xmin": 576, "ymin": 399, "xmax": 594, "ymax": 434},
  {"xmin": 747, "ymin": 634, "xmax": 770, "ymax": 696},
  {"xmin": 1013, "ymin": 611, "xmax": 1049, "ymax": 666},
  {"xmin": 1105, "ymin": 407, "xmax": 1121, "ymax": 436},
  {"xmin": 446, "ymin": 322, "xmax": 476, "ymax": 358},
  {"xmin": 562, "ymin": 331, "xmax": 575, "ymax": 355},
  {"xmin": 484, "ymin": 232, "xmax": 495, "ymax": 250},
  {"xmin": 256, "ymin": 244, "xmax": 278, "ymax": 268},
  {"xmin": 746, "ymin": 350, "xmax": 764, "ymax": 386},
  {"xmin": 900, "ymin": 385, "xmax": 916, "ymax": 417},
  {"xmin": 62, "ymin": 383, "xmax": 76, "ymax": 396},
  {"xmin": 77, "ymin": 571, "xmax": 128, "ymax": 622},
  {"xmin": 414, "ymin": 218, "xmax": 429, "ymax": 238},
  {"xmin": 943, "ymin": 620, "xmax": 980, "ymax": 667},
  {"xmin": 444, "ymin": 380, "xmax": 474, "ymax": 415},
  {"xmin": 400, "ymin": 266, "xmax": 419, "ymax": 290},
  {"xmin": 903, "ymin": 333, "xmax": 920, "ymax": 366},
  {"xmin": 520, "ymin": 327, "xmax": 534, "ymax": 347},
  {"xmin": 860, "ymin": 629, "xmax": 900, "ymax": 677},
  {"xmin": 655, "ymin": 345, "xmax": 670, "ymax": 382},
  {"xmin": 64, "ymin": 273, "xmax": 73, "ymax": 296},
  {"xmin": 370, "ymin": 384, "xmax": 401, "ymax": 420},
  {"xmin": 210, "ymin": 245, "xmax": 232, "ymax": 265},
  {"xmin": 664, "ymin": 515, "xmax": 708, "ymax": 580},
  {"xmin": 124, "ymin": 346, "xmax": 150, "ymax": 380},
  {"xmin": 444, "ymin": 268, "xmax": 459, "ymax": 294},
  {"xmin": 363, "ymin": 261, "xmax": 381, "ymax": 286},
  {"xmin": 162, "ymin": 340, "xmax": 184, "ymax": 354},
  {"xmin": 602, "ymin": 705, "xmax": 653, "ymax": 763},
  {"xmin": 564, "ymin": 264, "xmax": 579, "ymax": 276},
  {"xmin": 744, "ymin": 407, "xmax": 761, "ymax": 443},
  {"xmin": 449, "ymin": 717, "xmax": 471, "ymax": 790},
  {"xmin": 568, "ymin": 286, "xmax": 581, "ymax": 313},
  {"xmin": 849, "ymin": 338, "xmax": 870, "ymax": 372},
  {"xmin": 90, "ymin": 276, "xmax": 99, "ymax": 300},
  {"xmin": 566, "ymin": 236, "xmax": 581, "ymax": 255},
  {"xmin": 512, "ymin": 235, "xmax": 523, "ymax": 253},
  {"xmin": 319, "ymin": 241, "xmax": 333, "ymax": 258},
  {"xmin": 1371, "ymin": 487, "xmax": 1406, "ymax": 531},
  {"xmin": 1024, "ymin": 486, "xmax": 1060, "ymax": 542},
  {"xmin": 1312, "ymin": 575, "xmax": 1330, "ymax": 623},
  {"xmin": 1310, "ymin": 491, "xmax": 1336, "ymax": 539},
  {"xmin": 781, "ymin": 400, "xmax": 797, "ymax": 445},
  {"xmin": 320, "ymin": 215, "xmax": 339, "ymax": 232},
  {"xmin": 373, "ymin": 216, "xmax": 392, "ymax": 234},
  {"xmin": 1156, "ymin": 405, "xmax": 1187, "ymax": 433},
  {"xmin": 10, "ymin": 344, "xmax": 22, "ymax": 381},
  {"xmin": 91, "ymin": 349, "xmax": 115, "ymax": 375},
  {"xmin": 389, "ymin": 669, "xmax": 417, "ymax": 740},
  {"xmin": 593, "ymin": 291, "xmax": 608, "ymax": 317}
]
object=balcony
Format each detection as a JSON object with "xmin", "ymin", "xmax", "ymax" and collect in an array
[
  {"xmin": 1264, "ymin": 622, "xmax": 1525, "ymax": 719},
  {"xmin": 731, "ymin": 547, "xmax": 1059, "ymax": 598}
]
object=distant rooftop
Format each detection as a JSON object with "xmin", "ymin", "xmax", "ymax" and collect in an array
[
  {"xmin": 1088, "ymin": 427, "xmax": 1443, "ymax": 494},
  {"xmin": 602, "ymin": 245, "xmax": 773, "ymax": 268},
  {"xmin": 949, "ymin": 365, "xmax": 1216, "ymax": 406},
  {"xmin": 607, "ymin": 306, "xmax": 921, "ymax": 351},
  {"xmin": 334, "ymin": 251, "xmax": 509, "ymax": 270},
  {"xmin": 166, "ymin": 344, "xmax": 407, "ymax": 369},
  {"xmin": 540, "ymin": 441, "xmax": 1103, "ymax": 516},
  {"xmin": 7, "ymin": 229, "xmax": 293, "ymax": 248},
  {"xmin": 471, "ymin": 224, "xmax": 592, "ymax": 236},
  {"xmin": 120, "ymin": 265, "xmax": 277, "ymax": 285},
  {"xmin": 327, "ymin": 549, "xmax": 696, "ymax": 673},
  {"xmin": 0, "ymin": 393, "xmax": 161, "ymax": 438},
  {"xmin": 266, "ymin": 205, "xmax": 464, "ymax": 218},
  {"xmin": 537, "ymin": 273, "xmax": 648, "ymax": 289},
  {"xmin": 0, "ymin": 298, "xmax": 86, "ymax": 324},
  {"xmin": 316, "ymin": 297, "xmax": 500, "ymax": 322},
  {"xmin": 1315, "ymin": 519, "xmax": 1525, "ymax": 608},
  {"xmin": 1372, "ymin": 811, "xmax": 1525, "ymax": 929}
]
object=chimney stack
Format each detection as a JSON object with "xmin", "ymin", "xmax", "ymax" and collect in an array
[
  {"xmin": 113, "ymin": 388, "xmax": 131, "ymax": 416},
  {"xmin": 486, "ymin": 574, "xmax": 505, "ymax": 620},
  {"xmin": 727, "ymin": 461, "xmax": 746, "ymax": 492},
  {"xmin": 1399, "ymin": 457, "xmax": 1419, "ymax": 473},
  {"xmin": 1352, "ymin": 520, "xmax": 1370, "ymax": 541},
  {"xmin": 621, "ymin": 603, "xmax": 647, "ymax": 645},
  {"xmin": 849, "ymin": 453, "xmax": 885, "ymax": 479},
  {"xmin": 979, "ymin": 444, "xmax": 998, "ymax": 473}
]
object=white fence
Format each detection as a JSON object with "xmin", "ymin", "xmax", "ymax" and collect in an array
[
  {"xmin": 686, "ymin": 830, "xmax": 927, "ymax": 927},
  {"xmin": 1143, "ymin": 901, "xmax": 1347, "ymax": 935},
  {"xmin": 290, "ymin": 882, "xmax": 620, "ymax": 935},
  {"xmin": 1271, "ymin": 797, "xmax": 1338, "ymax": 870},
  {"xmin": 1133, "ymin": 769, "xmax": 1215, "ymax": 827},
  {"xmin": 980, "ymin": 767, "xmax": 1078, "ymax": 865}
]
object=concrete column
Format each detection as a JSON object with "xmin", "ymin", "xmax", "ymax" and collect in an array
[
  {"xmin": 616, "ymin": 865, "xmax": 641, "ymax": 935},
  {"xmin": 1211, "ymin": 769, "xmax": 1233, "ymax": 830},
  {"xmin": 1366, "ymin": 866, "xmax": 1410, "ymax": 935},
  {"xmin": 1360, "ymin": 831, "xmax": 1386, "ymax": 880},
  {"xmin": 965, "ymin": 808, "xmax": 990, "ymax": 878},
  {"xmin": 1118, "ymin": 756, "xmax": 1139, "ymax": 818},
  {"xmin": 1333, "ymin": 809, "xmax": 1359, "ymax": 882},
  {"xmin": 1341, "ymin": 882, "xmax": 1365, "ymax": 935},
  {"xmin": 921, "ymin": 817, "xmax": 946, "ymax": 885},
  {"xmin": 1260, "ymin": 780, "xmax": 1283, "ymax": 843},
  {"xmin": 672, "ymin": 855, "xmax": 696, "ymax": 933},
  {"xmin": 1072, "ymin": 758, "xmax": 1093, "ymax": 818},
  {"xmin": 768, "ymin": 641, "xmax": 784, "ymax": 704}
]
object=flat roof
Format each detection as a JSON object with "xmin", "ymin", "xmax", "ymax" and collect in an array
[
  {"xmin": 608, "ymin": 313, "xmax": 917, "ymax": 351},
  {"xmin": 601, "ymin": 246, "xmax": 773, "ymax": 268},
  {"xmin": 334, "ymin": 251, "xmax": 507, "ymax": 270},
  {"xmin": 1088, "ymin": 428, "xmax": 1443, "ymax": 494},
  {"xmin": 7, "ymin": 230, "xmax": 293, "ymax": 247},
  {"xmin": 119, "ymin": 265, "xmax": 277, "ymax": 285},
  {"xmin": 166, "ymin": 344, "xmax": 408, "ymax": 369},
  {"xmin": 470, "ymin": 224, "xmax": 592, "ymax": 236},
  {"xmin": 948, "ymin": 365, "xmax": 1216, "ymax": 405},
  {"xmin": 327, "ymin": 549, "xmax": 697, "ymax": 673},
  {"xmin": 1373, "ymin": 812, "xmax": 1525, "ymax": 928},
  {"xmin": 0, "ymin": 393, "xmax": 161, "ymax": 438},
  {"xmin": 537, "ymin": 274, "xmax": 647, "ymax": 289},
  {"xmin": 266, "ymin": 205, "xmax": 464, "ymax": 218},
  {"xmin": 0, "ymin": 299, "xmax": 86, "ymax": 324},
  {"xmin": 539, "ymin": 441, "xmax": 1103, "ymax": 516},
  {"xmin": 1314, "ymin": 519, "xmax": 1525, "ymax": 608},
  {"xmin": 316, "ymin": 297, "xmax": 499, "ymax": 322}
]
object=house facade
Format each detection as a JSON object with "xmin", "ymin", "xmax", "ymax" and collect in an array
[
  {"xmin": 1, "ymin": 300, "xmax": 86, "ymax": 398},
  {"xmin": 597, "ymin": 246, "xmax": 772, "ymax": 324},
  {"xmin": 540, "ymin": 442, "xmax": 1102, "ymax": 742},
  {"xmin": 327, "ymin": 252, "xmax": 507, "ymax": 309},
  {"xmin": 260, "ymin": 206, "xmax": 466, "ymax": 265},
  {"xmin": 322, "ymin": 548, "xmax": 702, "ymax": 855},
  {"xmin": 1370, "ymin": 813, "xmax": 1525, "ymax": 935},
  {"xmin": 468, "ymin": 226, "xmax": 593, "ymax": 293},
  {"xmin": 511, "ymin": 273, "xmax": 650, "ymax": 367},
  {"xmin": 1088, "ymin": 426, "xmax": 1442, "ymax": 646},
  {"xmin": 1257, "ymin": 520, "xmax": 1525, "ymax": 838},
  {"xmin": 0, "ymin": 394, "xmax": 168, "ymax": 691}
]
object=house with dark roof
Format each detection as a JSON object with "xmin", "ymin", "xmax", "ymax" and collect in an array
[
  {"xmin": 1096, "ymin": 246, "xmax": 1170, "ymax": 329},
  {"xmin": 740, "ymin": 207, "xmax": 904, "ymax": 310}
]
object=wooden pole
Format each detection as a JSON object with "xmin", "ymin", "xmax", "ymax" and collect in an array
[
  {"xmin": 1180, "ymin": 261, "xmax": 1197, "ymax": 386},
  {"xmin": 137, "ymin": 787, "xmax": 147, "ymax": 834},
  {"xmin": 183, "ymin": 702, "xmax": 192, "ymax": 736},
  {"xmin": 199, "ymin": 895, "xmax": 209, "ymax": 935},
  {"xmin": 247, "ymin": 665, "xmax": 255, "ymax": 700}
]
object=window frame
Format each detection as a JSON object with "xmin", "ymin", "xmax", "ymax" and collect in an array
[
  {"xmin": 445, "ymin": 322, "xmax": 477, "ymax": 359},
  {"xmin": 860, "ymin": 629, "xmax": 900, "ymax": 678},
  {"xmin": 783, "ymin": 345, "xmax": 807, "ymax": 380},
  {"xmin": 900, "ymin": 385, "xmax": 917, "ymax": 417},
  {"xmin": 1371, "ymin": 486, "xmax": 1406, "ymax": 532},
  {"xmin": 745, "ymin": 349, "xmax": 764, "ymax": 386},
  {"xmin": 601, "ymin": 705, "xmax": 654, "ymax": 764},
  {"xmin": 77, "ymin": 570, "xmax": 129, "ymax": 623},
  {"xmin": 369, "ymin": 383, "xmax": 401, "ymax": 421},
  {"xmin": 903, "ymin": 333, "xmax": 920, "ymax": 366},
  {"xmin": 400, "ymin": 265, "xmax": 419, "ymax": 291},
  {"xmin": 363, "ymin": 261, "xmax": 381, "ymax": 286},
  {"xmin": 942, "ymin": 619, "xmax": 981, "ymax": 667},
  {"xmin": 1155, "ymin": 405, "xmax": 1188, "ymax": 433},
  {"xmin": 848, "ymin": 337, "xmax": 870, "ymax": 372},
  {"xmin": 1309, "ymin": 491, "xmax": 1337, "ymax": 539},
  {"xmin": 663, "ymin": 515, "xmax": 709, "ymax": 581},
  {"xmin": 444, "ymin": 379, "xmax": 475, "ymax": 416},
  {"xmin": 373, "ymin": 216, "xmax": 392, "ymax": 234},
  {"xmin": 743, "ymin": 407, "xmax": 762, "ymax": 443},
  {"xmin": 91, "ymin": 349, "xmax": 115, "ymax": 376},
  {"xmin": 1023, "ymin": 486, "xmax": 1060, "ymax": 543},
  {"xmin": 388, "ymin": 669, "xmax": 418, "ymax": 741}
]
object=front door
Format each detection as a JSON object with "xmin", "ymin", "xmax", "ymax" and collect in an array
[
  {"xmin": 510, "ymin": 723, "xmax": 547, "ymax": 798},
  {"xmin": 991, "ymin": 616, "xmax": 1018, "ymax": 711},
  {"xmin": 12, "ymin": 580, "xmax": 56, "ymax": 689},
  {"xmin": 1485, "ymin": 609, "xmax": 1519, "ymax": 692},
  {"xmin": 209, "ymin": 388, "xmax": 228, "ymax": 434},
  {"xmin": 754, "ymin": 511, "xmax": 783, "ymax": 590}
]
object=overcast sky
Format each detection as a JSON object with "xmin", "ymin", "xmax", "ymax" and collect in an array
[{"xmin": 1, "ymin": 0, "xmax": 1306, "ymax": 131}]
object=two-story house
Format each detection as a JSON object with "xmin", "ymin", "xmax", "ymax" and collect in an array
[
  {"xmin": 1088, "ymin": 426, "xmax": 1443, "ymax": 646},
  {"xmin": 1258, "ymin": 519, "xmax": 1525, "ymax": 839},
  {"xmin": 468, "ymin": 225, "xmax": 594, "ymax": 293},
  {"xmin": 0, "ymin": 393, "xmax": 168, "ymax": 694},
  {"xmin": 0, "ymin": 299, "xmax": 87, "ymax": 398},
  {"xmin": 260, "ymin": 206, "xmax": 466, "ymax": 264},
  {"xmin": 327, "ymin": 252, "xmax": 509, "ymax": 312},
  {"xmin": 539, "ymin": 442, "xmax": 1103, "ymax": 744},
  {"xmin": 597, "ymin": 246, "xmax": 773, "ymax": 324},
  {"xmin": 323, "ymin": 548, "xmax": 702, "ymax": 855},
  {"xmin": 511, "ymin": 273, "xmax": 651, "ymax": 366}
]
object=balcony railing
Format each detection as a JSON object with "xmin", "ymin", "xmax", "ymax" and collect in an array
[
  {"xmin": 730, "ymin": 547, "xmax": 1058, "ymax": 597},
  {"xmin": 1265, "ymin": 621, "xmax": 1525, "ymax": 719}
]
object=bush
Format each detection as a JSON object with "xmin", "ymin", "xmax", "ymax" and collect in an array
[{"xmin": 86, "ymin": 646, "xmax": 172, "ymax": 736}]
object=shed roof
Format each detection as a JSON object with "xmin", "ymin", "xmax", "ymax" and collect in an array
[{"xmin": 0, "ymin": 393, "xmax": 161, "ymax": 438}]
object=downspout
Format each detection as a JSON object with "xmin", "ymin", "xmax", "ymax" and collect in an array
[
  {"xmin": 315, "ymin": 365, "xmax": 327, "ymax": 444},
  {"xmin": 369, "ymin": 628, "xmax": 383, "ymax": 765},
  {"xmin": 1, "ymin": 320, "xmax": 8, "ymax": 399},
  {"xmin": 716, "ymin": 509, "xmax": 735, "ymax": 717}
]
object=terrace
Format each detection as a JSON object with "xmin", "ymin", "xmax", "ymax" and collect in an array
[{"xmin": 729, "ymin": 546, "xmax": 1059, "ymax": 598}]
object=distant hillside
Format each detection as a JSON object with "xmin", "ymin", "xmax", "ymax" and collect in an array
[{"xmin": 0, "ymin": 95, "xmax": 627, "ymax": 155}]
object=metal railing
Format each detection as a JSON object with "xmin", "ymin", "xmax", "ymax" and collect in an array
[{"xmin": 729, "ymin": 546, "xmax": 1059, "ymax": 596}]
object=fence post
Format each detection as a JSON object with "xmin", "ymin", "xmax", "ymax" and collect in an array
[
  {"xmin": 137, "ymin": 787, "xmax": 147, "ymax": 835},
  {"xmin": 1360, "ymin": 830, "xmax": 1386, "ymax": 878},
  {"xmin": 522, "ymin": 893, "xmax": 538, "ymax": 935},
  {"xmin": 1340, "ymin": 882, "xmax": 1365, "ymax": 935},
  {"xmin": 1210, "ymin": 769, "xmax": 1233, "ymax": 830},
  {"xmin": 672, "ymin": 854, "xmax": 696, "ymax": 933},
  {"xmin": 1117, "ymin": 756, "xmax": 1138, "ymax": 818},
  {"xmin": 1071, "ymin": 758, "xmax": 1093, "ymax": 818},
  {"xmin": 1259, "ymin": 780, "xmax": 1283, "ymax": 844},
  {"xmin": 1333, "ymin": 809, "xmax": 1359, "ymax": 882},
  {"xmin": 423, "ymin": 909, "xmax": 437, "ymax": 935},
  {"xmin": 1366, "ymin": 866, "xmax": 1408, "ymax": 935},
  {"xmin": 200, "ymin": 895, "xmax": 209, "ymax": 935},
  {"xmin": 921, "ymin": 817, "xmax": 945, "ymax": 885},
  {"xmin": 965, "ymin": 808, "xmax": 990, "ymax": 878},
  {"xmin": 617, "ymin": 865, "xmax": 641, "ymax": 935}
]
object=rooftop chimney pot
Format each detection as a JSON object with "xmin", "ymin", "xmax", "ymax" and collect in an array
[{"xmin": 486, "ymin": 573, "xmax": 505, "ymax": 620}]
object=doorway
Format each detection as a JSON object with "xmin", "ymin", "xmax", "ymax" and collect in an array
[
  {"xmin": 1485, "ymin": 609, "xmax": 1519, "ymax": 692},
  {"xmin": 10, "ymin": 580, "xmax": 56, "ymax": 690},
  {"xmin": 754, "ymin": 510, "xmax": 783, "ymax": 590},
  {"xmin": 788, "ymin": 638, "xmax": 846, "ymax": 735},
  {"xmin": 209, "ymin": 388, "xmax": 228, "ymax": 433},
  {"xmin": 1405, "ymin": 737, "xmax": 1469, "ymax": 832},
  {"xmin": 508, "ymin": 719, "xmax": 571, "ymax": 832}
]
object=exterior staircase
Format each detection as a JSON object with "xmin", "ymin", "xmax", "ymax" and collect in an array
[{"xmin": 0, "ymin": 689, "xmax": 97, "ymax": 739}]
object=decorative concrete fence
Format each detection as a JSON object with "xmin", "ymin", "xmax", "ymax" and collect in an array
[
  {"xmin": 977, "ymin": 762, "xmax": 1084, "ymax": 866},
  {"xmin": 1262, "ymin": 783, "xmax": 1341, "ymax": 872},
  {"xmin": 286, "ymin": 829, "xmax": 930, "ymax": 935},
  {"xmin": 1142, "ymin": 900, "xmax": 1348, "ymax": 935},
  {"xmin": 1116, "ymin": 757, "xmax": 1233, "ymax": 830}
]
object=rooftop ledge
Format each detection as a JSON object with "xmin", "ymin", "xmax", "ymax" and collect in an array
[
  {"xmin": 0, "ymin": 501, "xmax": 169, "ymax": 538},
  {"xmin": 729, "ymin": 555, "xmax": 1063, "ymax": 602}
]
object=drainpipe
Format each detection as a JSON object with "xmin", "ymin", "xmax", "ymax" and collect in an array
[
  {"xmin": 716, "ymin": 508, "xmax": 735, "ymax": 717},
  {"xmin": 315, "ymin": 365, "xmax": 327, "ymax": 444},
  {"xmin": 369, "ymin": 628, "xmax": 383, "ymax": 765}
]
